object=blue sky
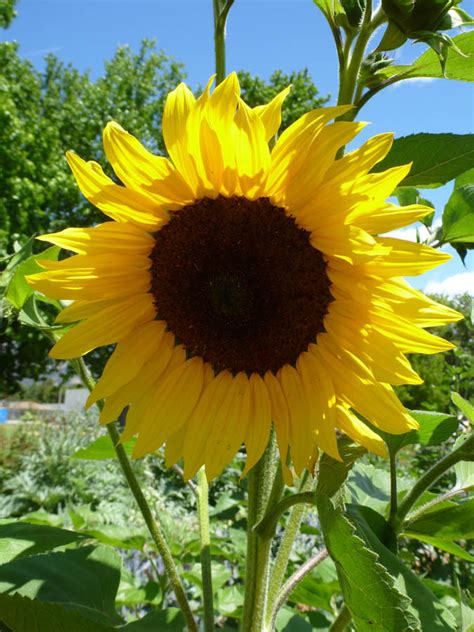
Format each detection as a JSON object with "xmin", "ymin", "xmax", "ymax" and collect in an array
[{"xmin": 3, "ymin": 0, "xmax": 473, "ymax": 294}]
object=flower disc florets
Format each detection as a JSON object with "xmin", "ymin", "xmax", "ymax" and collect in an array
[{"xmin": 150, "ymin": 195, "xmax": 332, "ymax": 375}]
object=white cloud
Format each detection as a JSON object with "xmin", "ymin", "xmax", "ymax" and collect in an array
[{"xmin": 424, "ymin": 272, "xmax": 474, "ymax": 297}]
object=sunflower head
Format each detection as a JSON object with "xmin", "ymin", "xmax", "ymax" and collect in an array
[{"xmin": 28, "ymin": 73, "xmax": 462, "ymax": 481}]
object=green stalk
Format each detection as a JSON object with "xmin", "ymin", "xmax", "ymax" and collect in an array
[
  {"xmin": 393, "ymin": 434, "xmax": 474, "ymax": 532},
  {"xmin": 240, "ymin": 434, "xmax": 278, "ymax": 632},
  {"xmin": 388, "ymin": 451, "xmax": 398, "ymax": 527},
  {"xmin": 213, "ymin": 0, "xmax": 234, "ymax": 85},
  {"xmin": 268, "ymin": 548, "xmax": 328, "ymax": 630},
  {"xmin": 72, "ymin": 358, "xmax": 197, "ymax": 632},
  {"xmin": 197, "ymin": 467, "xmax": 215, "ymax": 631},
  {"xmin": 264, "ymin": 474, "xmax": 315, "ymax": 629}
]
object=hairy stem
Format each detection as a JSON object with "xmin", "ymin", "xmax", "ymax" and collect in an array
[
  {"xmin": 264, "ymin": 474, "xmax": 315, "ymax": 628},
  {"xmin": 268, "ymin": 548, "xmax": 329, "ymax": 629},
  {"xmin": 72, "ymin": 358, "xmax": 197, "ymax": 632},
  {"xmin": 197, "ymin": 467, "xmax": 215, "ymax": 632},
  {"xmin": 240, "ymin": 433, "xmax": 278, "ymax": 632}
]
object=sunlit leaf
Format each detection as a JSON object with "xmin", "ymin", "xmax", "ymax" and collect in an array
[
  {"xmin": 0, "ymin": 545, "xmax": 122, "ymax": 627},
  {"xmin": 380, "ymin": 410, "xmax": 459, "ymax": 454},
  {"xmin": 72, "ymin": 434, "xmax": 136, "ymax": 460},
  {"xmin": 383, "ymin": 31, "xmax": 474, "ymax": 81},
  {"xmin": 0, "ymin": 521, "xmax": 85, "ymax": 564},
  {"xmin": 5, "ymin": 246, "xmax": 60, "ymax": 310},
  {"xmin": 372, "ymin": 133, "xmax": 474, "ymax": 188}
]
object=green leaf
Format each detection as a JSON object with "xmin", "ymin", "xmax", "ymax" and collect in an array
[
  {"xmin": 289, "ymin": 574, "xmax": 341, "ymax": 613},
  {"xmin": 315, "ymin": 437, "xmax": 366, "ymax": 499},
  {"xmin": 313, "ymin": 0, "xmax": 344, "ymax": 19},
  {"xmin": 385, "ymin": 31, "xmax": 474, "ymax": 81},
  {"xmin": 79, "ymin": 524, "xmax": 147, "ymax": 551},
  {"xmin": 72, "ymin": 434, "xmax": 137, "ymax": 460},
  {"xmin": 0, "ymin": 544, "xmax": 122, "ymax": 626},
  {"xmin": 372, "ymin": 133, "xmax": 474, "ymax": 188},
  {"xmin": 378, "ymin": 21, "xmax": 408, "ymax": 51},
  {"xmin": 317, "ymin": 498, "xmax": 419, "ymax": 631},
  {"xmin": 119, "ymin": 608, "xmax": 185, "ymax": 631},
  {"xmin": 0, "ymin": 521, "xmax": 85, "ymax": 564},
  {"xmin": 403, "ymin": 532, "xmax": 474, "ymax": 562},
  {"xmin": 405, "ymin": 498, "xmax": 474, "ymax": 539},
  {"xmin": 0, "ymin": 593, "xmax": 111, "ymax": 632},
  {"xmin": 346, "ymin": 462, "xmax": 394, "ymax": 513},
  {"xmin": 452, "ymin": 391, "xmax": 474, "ymax": 422},
  {"xmin": 441, "ymin": 168, "xmax": 474, "ymax": 244},
  {"xmin": 340, "ymin": 0, "xmax": 366, "ymax": 28},
  {"xmin": 5, "ymin": 246, "xmax": 60, "ymax": 310},
  {"xmin": 116, "ymin": 578, "xmax": 162, "ymax": 607},
  {"xmin": 380, "ymin": 410, "xmax": 459, "ymax": 454},
  {"xmin": 454, "ymin": 442, "xmax": 474, "ymax": 491},
  {"xmin": 349, "ymin": 506, "xmax": 458, "ymax": 630}
]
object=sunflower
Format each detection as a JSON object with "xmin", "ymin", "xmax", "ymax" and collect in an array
[{"xmin": 28, "ymin": 73, "xmax": 462, "ymax": 481}]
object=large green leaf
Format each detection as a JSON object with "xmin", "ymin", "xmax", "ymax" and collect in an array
[
  {"xmin": 5, "ymin": 246, "xmax": 60, "ymax": 310},
  {"xmin": 318, "ymin": 498, "xmax": 419, "ymax": 631},
  {"xmin": 316, "ymin": 448, "xmax": 418, "ymax": 631},
  {"xmin": 384, "ymin": 31, "xmax": 474, "ymax": 81},
  {"xmin": 379, "ymin": 410, "xmax": 459, "ymax": 454},
  {"xmin": 0, "ymin": 544, "xmax": 122, "ymax": 626},
  {"xmin": 0, "ymin": 593, "xmax": 111, "ymax": 632},
  {"xmin": 372, "ymin": 133, "xmax": 474, "ymax": 188},
  {"xmin": 0, "ymin": 521, "xmax": 85, "ymax": 564},
  {"xmin": 72, "ymin": 434, "xmax": 136, "ymax": 460},
  {"xmin": 348, "ymin": 505, "xmax": 458, "ymax": 631}
]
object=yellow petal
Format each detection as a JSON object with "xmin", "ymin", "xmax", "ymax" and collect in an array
[
  {"xmin": 132, "ymin": 357, "xmax": 205, "ymax": 458},
  {"xmin": 253, "ymin": 85, "xmax": 291, "ymax": 141},
  {"xmin": 278, "ymin": 363, "xmax": 316, "ymax": 476},
  {"xmin": 181, "ymin": 370, "xmax": 234, "ymax": 480},
  {"xmin": 204, "ymin": 372, "xmax": 251, "ymax": 481},
  {"xmin": 86, "ymin": 320, "xmax": 167, "ymax": 407},
  {"xmin": 315, "ymin": 335, "xmax": 418, "ymax": 434},
  {"xmin": 37, "ymin": 222, "xmax": 154, "ymax": 256},
  {"xmin": 66, "ymin": 152, "xmax": 166, "ymax": 228},
  {"xmin": 102, "ymin": 121, "xmax": 194, "ymax": 204},
  {"xmin": 336, "ymin": 405, "xmax": 387, "ymax": 457},
  {"xmin": 349, "ymin": 203, "xmax": 434, "ymax": 234},
  {"xmin": 266, "ymin": 105, "xmax": 353, "ymax": 200},
  {"xmin": 162, "ymin": 82, "xmax": 199, "ymax": 193},
  {"xmin": 242, "ymin": 374, "xmax": 272, "ymax": 474},
  {"xmin": 296, "ymin": 351, "xmax": 341, "ymax": 461},
  {"xmin": 49, "ymin": 293, "xmax": 155, "ymax": 359},
  {"xmin": 264, "ymin": 370, "xmax": 290, "ymax": 470}
]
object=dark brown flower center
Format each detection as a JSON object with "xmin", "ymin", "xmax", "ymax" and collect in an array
[{"xmin": 149, "ymin": 196, "xmax": 332, "ymax": 375}]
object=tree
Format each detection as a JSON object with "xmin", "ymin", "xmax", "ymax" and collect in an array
[{"xmin": 0, "ymin": 0, "xmax": 16, "ymax": 28}]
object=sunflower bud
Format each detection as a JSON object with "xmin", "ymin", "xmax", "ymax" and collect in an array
[{"xmin": 381, "ymin": 0, "xmax": 457, "ymax": 37}]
